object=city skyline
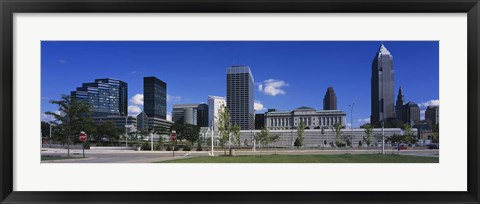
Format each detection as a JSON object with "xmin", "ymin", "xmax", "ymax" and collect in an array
[{"xmin": 41, "ymin": 41, "xmax": 439, "ymax": 128}]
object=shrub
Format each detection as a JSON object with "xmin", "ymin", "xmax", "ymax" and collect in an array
[
  {"xmin": 141, "ymin": 142, "xmax": 151, "ymax": 150},
  {"xmin": 182, "ymin": 145, "xmax": 191, "ymax": 151},
  {"xmin": 196, "ymin": 144, "xmax": 203, "ymax": 151}
]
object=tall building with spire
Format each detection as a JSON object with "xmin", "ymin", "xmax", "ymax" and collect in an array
[
  {"xmin": 371, "ymin": 43, "xmax": 395, "ymax": 125},
  {"xmin": 323, "ymin": 87, "xmax": 337, "ymax": 110},
  {"xmin": 395, "ymin": 86, "xmax": 405, "ymax": 120}
]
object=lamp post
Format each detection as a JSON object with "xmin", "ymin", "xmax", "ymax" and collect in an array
[
  {"xmin": 210, "ymin": 120, "xmax": 214, "ymax": 156},
  {"xmin": 125, "ymin": 116, "xmax": 128, "ymax": 147},
  {"xmin": 49, "ymin": 122, "xmax": 56, "ymax": 145},
  {"xmin": 349, "ymin": 102, "xmax": 355, "ymax": 147}
]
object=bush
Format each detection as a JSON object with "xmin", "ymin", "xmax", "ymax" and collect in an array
[
  {"xmin": 196, "ymin": 144, "xmax": 203, "ymax": 151},
  {"xmin": 141, "ymin": 142, "xmax": 151, "ymax": 150},
  {"xmin": 182, "ymin": 145, "xmax": 191, "ymax": 151}
]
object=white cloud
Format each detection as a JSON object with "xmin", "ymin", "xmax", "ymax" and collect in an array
[
  {"xmin": 258, "ymin": 79, "xmax": 288, "ymax": 96},
  {"xmin": 41, "ymin": 111, "xmax": 60, "ymax": 122},
  {"xmin": 420, "ymin": 110, "xmax": 426, "ymax": 120},
  {"xmin": 357, "ymin": 117, "xmax": 370, "ymax": 125},
  {"xmin": 167, "ymin": 94, "xmax": 181, "ymax": 102},
  {"xmin": 254, "ymin": 100, "xmax": 266, "ymax": 111},
  {"xmin": 419, "ymin": 99, "xmax": 439, "ymax": 109},
  {"xmin": 166, "ymin": 112, "xmax": 172, "ymax": 121},
  {"xmin": 59, "ymin": 59, "xmax": 67, "ymax": 64},
  {"xmin": 128, "ymin": 105, "xmax": 142, "ymax": 116},
  {"xmin": 346, "ymin": 123, "xmax": 352, "ymax": 128},
  {"xmin": 131, "ymin": 71, "xmax": 137, "ymax": 74},
  {"xmin": 129, "ymin": 94, "xmax": 144, "ymax": 105}
]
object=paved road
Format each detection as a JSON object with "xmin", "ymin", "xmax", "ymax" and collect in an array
[{"xmin": 41, "ymin": 148, "xmax": 439, "ymax": 163}]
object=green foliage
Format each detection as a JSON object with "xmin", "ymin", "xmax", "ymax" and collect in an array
[
  {"xmin": 183, "ymin": 124, "xmax": 200, "ymax": 145},
  {"xmin": 255, "ymin": 126, "xmax": 279, "ymax": 148},
  {"xmin": 402, "ymin": 124, "xmax": 418, "ymax": 144},
  {"xmin": 216, "ymin": 104, "xmax": 231, "ymax": 155},
  {"xmin": 331, "ymin": 123, "xmax": 344, "ymax": 147},
  {"xmin": 46, "ymin": 95, "xmax": 92, "ymax": 157},
  {"xmin": 363, "ymin": 124, "xmax": 373, "ymax": 147},
  {"xmin": 432, "ymin": 123, "xmax": 439, "ymax": 143},
  {"xmin": 141, "ymin": 141, "xmax": 151, "ymax": 150},
  {"xmin": 232, "ymin": 124, "xmax": 241, "ymax": 146},
  {"xmin": 295, "ymin": 121, "xmax": 305, "ymax": 147}
]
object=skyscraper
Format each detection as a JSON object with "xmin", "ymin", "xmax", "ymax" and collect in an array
[
  {"xmin": 226, "ymin": 66, "xmax": 254, "ymax": 130},
  {"xmin": 71, "ymin": 78, "xmax": 128, "ymax": 116},
  {"xmin": 371, "ymin": 44, "xmax": 395, "ymax": 125},
  {"xmin": 425, "ymin": 105, "xmax": 439, "ymax": 126},
  {"xmin": 208, "ymin": 95, "xmax": 226, "ymax": 130},
  {"xmin": 323, "ymin": 87, "xmax": 337, "ymax": 110},
  {"xmin": 404, "ymin": 102, "xmax": 421, "ymax": 125},
  {"xmin": 395, "ymin": 86, "xmax": 405, "ymax": 120},
  {"xmin": 144, "ymin": 77, "xmax": 167, "ymax": 119}
]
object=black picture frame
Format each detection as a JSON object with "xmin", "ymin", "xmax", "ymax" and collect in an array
[{"xmin": 1, "ymin": 0, "xmax": 479, "ymax": 203}]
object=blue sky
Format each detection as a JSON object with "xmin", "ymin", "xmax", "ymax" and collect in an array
[{"xmin": 41, "ymin": 41, "xmax": 439, "ymax": 127}]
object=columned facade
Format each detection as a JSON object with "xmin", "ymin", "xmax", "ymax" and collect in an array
[{"xmin": 265, "ymin": 106, "xmax": 346, "ymax": 130}]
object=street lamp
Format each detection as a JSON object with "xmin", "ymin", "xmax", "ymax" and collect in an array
[
  {"xmin": 49, "ymin": 122, "xmax": 56, "ymax": 145},
  {"xmin": 349, "ymin": 102, "xmax": 355, "ymax": 147},
  {"xmin": 125, "ymin": 115, "xmax": 128, "ymax": 147}
]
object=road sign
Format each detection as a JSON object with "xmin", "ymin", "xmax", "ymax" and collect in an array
[
  {"xmin": 79, "ymin": 131, "xmax": 87, "ymax": 141},
  {"xmin": 171, "ymin": 133, "xmax": 177, "ymax": 141}
]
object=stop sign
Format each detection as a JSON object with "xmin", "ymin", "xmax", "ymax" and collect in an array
[
  {"xmin": 79, "ymin": 131, "xmax": 87, "ymax": 141},
  {"xmin": 171, "ymin": 133, "xmax": 177, "ymax": 141}
]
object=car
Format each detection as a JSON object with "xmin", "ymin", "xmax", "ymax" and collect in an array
[
  {"xmin": 427, "ymin": 143, "xmax": 439, "ymax": 149},
  {"xmin": 397, "ymin": 144, "xmax": 408, "ymax": 150}
]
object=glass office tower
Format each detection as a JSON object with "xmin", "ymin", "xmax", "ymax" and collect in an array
[
  {"xmin": 226, "ymin": 66, "xmax": 254, "ymax": 130},
  {"xmin": 71, "ymin": 78, "xmax": 128, "ymax": 116},
  {"xmin": 371, "ymin": 44, "xmax": 395, "ymax": 125},
  {"xmin": 144, "ymin": 76, "xmax": 167, "ymax": 119}
]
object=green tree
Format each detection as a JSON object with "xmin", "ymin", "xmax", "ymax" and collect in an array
[
  {"xmin": 432, "ymin": 123, "xmax": 439, "ymax": 143},
  {"xmin": 331, "ymin": 123, "xmax": 344, "ymax": 147},
  {"xmin": 216, "ymin": 104, "xmax": 231, "ymax": 155},
  {"xmin": 295, "ymin": 121, "xmax": 305, "ymax": 148},
  {"xmin": 232, "ymin": 124, "xmax": 241, "ymax": 147},
  {"xmin": 46, "ymin": 95, "xmax": 92, "ymax": 157},
  {"xmin": 255, "ymin": 126, "xmax": 279, "ymax": 150},
  {"xmin": 402, "ymin": 124, "xmax": 418, "ymax": 145},
  {"xmin": 363, "ymin": 124, "xmax": 373, "ymax": 147},
  {"xmin": 97, "ymin": 121, "xmax": 122, "ymax": 146},
  {"xmin": 183, "ymin": 124, "xmax": 200, "ymax": 145}
]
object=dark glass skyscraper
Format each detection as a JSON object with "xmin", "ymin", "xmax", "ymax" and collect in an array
[
  {"xmin": 144, "ymin": 77, "xmax": 167, "ymax": 119},
  {"xmin": 71, "ymin": 78, "xmax": 128, "ymax": 116},
  {"xmin": 371, "ymin": 44, "xmax": 395, "ymax": 125},
  {"xmin": 323, "ymin": 87, "xmax": 337, "ymax": 110},
  {"xmin": 227, "ymin": 65, "xmax": 254, "ymax": 130}
]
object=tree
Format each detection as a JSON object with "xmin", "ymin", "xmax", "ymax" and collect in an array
[
  {"xmin": 402, "ymin": 124, "xmax": 418, "ymax": 145},
  {"xmin": 232, "ymin": 124, "xmax": 241, "ymax": 147},
  {"xmin": 255, "ymin": 126, "xmax": 279, "ymax": 152},
  {"xmin": 183, "ymin": 124, "xmax": 200, "ymax": 145},
  {"xmin": 97, "ymin": 121, "xmax": 122, "ymax": 146},
  {"xmin": 331, "ymin": 123, "xmax": 344, "ymax": 147},
  {"xmin": 432, "ymin": 123, "xmax": 439, "ymax": 143},
  {"xmin": 216, "ymin": 104, "xmax": 231, "ymax": 155},
  {"xmin": 363, "ymin": 124, "xmax": 373, "ymax": 147},
  {"xmin": 295, "ymin": 121, "xmax": 305, "ymax": 148},
  {"xmin": 46, "ymin": 95, "xmax": 92, "ymax": 157}
]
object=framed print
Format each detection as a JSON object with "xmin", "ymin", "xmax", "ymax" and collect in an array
[{"xmin": 1, "ymin": 0, "xmax": 479, "ymax": 203}]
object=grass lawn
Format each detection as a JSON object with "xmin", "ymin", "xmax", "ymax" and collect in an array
[
  {"xmin": 41, "ymin": 156, "xmax": 85, "ymax": 161},
  {"xmin": 158, "ymin": 154, "xmax": 438, "ymax": 163}
]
